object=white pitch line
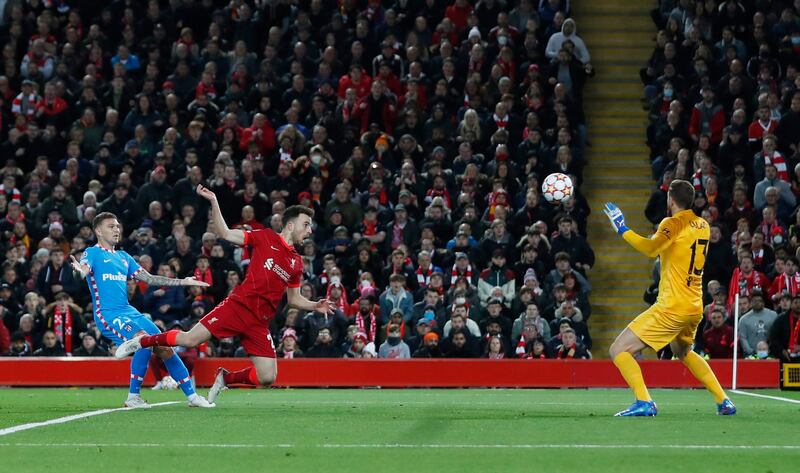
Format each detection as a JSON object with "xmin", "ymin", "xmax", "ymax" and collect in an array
[
  {"xmin": 730, "ymin": 389, "xmax": 800, "ymax": 405},
  {"xmin": 0, "ymin": 401, "xmax": 179, "ymax": 437},
  {"xmin": 1, "ymin": 443, "xmax": 799, "ymax": 450}
]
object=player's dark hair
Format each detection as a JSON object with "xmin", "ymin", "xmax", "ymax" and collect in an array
[
  {"xmin": 283, "ymin": 205, "xmax": 314, "ymax": 225},
  {"xmin": 668, "ymin": 179, "xmax": 695, "ymax": 210},
  {"xmin": 92, "ymin": 212, "xmax": 118, "ymax": 230}
]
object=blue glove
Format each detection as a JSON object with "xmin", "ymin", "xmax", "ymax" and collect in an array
[{"xmin": 604, "ymin": 202, "xmax": 629, "ymax": 235}]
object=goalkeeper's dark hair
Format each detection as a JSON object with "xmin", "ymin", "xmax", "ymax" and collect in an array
[
  {"xmin": 92, "ymin": 212, "xmax": 118, "ymax": 230},
  {"xmin": 283, "ymin": 205, "xmax": 314, "ymax": 225},
  {"xmin": 668, "ymin": 179, "xmax": 695, "ymax": 210}
]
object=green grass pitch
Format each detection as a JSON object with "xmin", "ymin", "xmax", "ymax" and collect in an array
[{"xmin": 1, "ymin": 388, "xmax": 798, "ymax": 473}]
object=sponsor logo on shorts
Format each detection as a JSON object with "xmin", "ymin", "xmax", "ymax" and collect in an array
[
  {"xmin": 208, "ymin": 317, "xmax": 218, "ymax": 324},
  {"xmin": 123, "ymin": 324, "xmax": 133, "ymax": 332}
]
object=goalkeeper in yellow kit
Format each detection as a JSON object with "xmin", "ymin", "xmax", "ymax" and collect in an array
[{"xmin": 604, "ymin": 179, "xmax": 736, "ymax": 417}]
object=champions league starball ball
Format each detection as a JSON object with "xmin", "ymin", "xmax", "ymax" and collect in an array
[{"xmin": 541, "ymin": 173, "xmax": 574, "ymax": 203}]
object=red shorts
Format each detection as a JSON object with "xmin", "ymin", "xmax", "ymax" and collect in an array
[{"xmin": 199, "ymin": 298, "xmax": 276, "ymax": 358}]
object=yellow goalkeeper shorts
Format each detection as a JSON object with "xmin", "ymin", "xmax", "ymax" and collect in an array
[{"xmin": 627, "ymin": 304, "xmax": 702, "ymax": 351}]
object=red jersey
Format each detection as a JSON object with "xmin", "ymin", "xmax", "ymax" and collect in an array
[{"xmin": 229, "ymin": 229, "xmax": 303, "ymax": 322}]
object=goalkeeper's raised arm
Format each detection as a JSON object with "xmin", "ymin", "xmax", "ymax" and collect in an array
[{"xmin": 603, "ymin": 202, "xmax": 672, "ymax": 258}]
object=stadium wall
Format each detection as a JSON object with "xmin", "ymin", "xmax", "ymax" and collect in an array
[{"xmin": 0, "ymin": 358, "xmax": 779, "ymax": 388}]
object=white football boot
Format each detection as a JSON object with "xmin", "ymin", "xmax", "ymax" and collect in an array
[
  {"xmin": 187, "ymin": 394, "xmax": 215, "ymax": 408},
  {"xmin": 115, "ymin": 335, "xmax": 144, "ymax": 359},
  {"xmin": 124, "ymin": 394, "xmax": 151, "ymax": 409},
  {"xmin": 207, "ymin": 367, "xmax": 229, "ymax": 404}
]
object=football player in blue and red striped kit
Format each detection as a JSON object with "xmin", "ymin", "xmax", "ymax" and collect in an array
[{"xmin": 70, "ymin": 212, "xmax": 214, "ymax": 408}]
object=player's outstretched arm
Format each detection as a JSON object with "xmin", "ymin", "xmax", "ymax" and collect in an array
[
  {"xmin": 604, "ymin": 202, "xmax": 670, "ymax": 258},
  {"xmin": 196, "ymin": 184, "xmax": 246, "ymax": 245},
  {"xmin": 133, "ymin": 270, "xmax": 210, "ymax": 288},
  {"xmin": 287, "ymin": 287, "xmax": 337, "ymax": 314}
]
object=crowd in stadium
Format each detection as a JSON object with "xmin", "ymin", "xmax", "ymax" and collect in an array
[
  {"xmin": 644, "ymin": 0, "xmax": 800, "ymax": 362},
  {"xmin": 0, "ymin": 0, "xmax": 603, "ymax": 365}
]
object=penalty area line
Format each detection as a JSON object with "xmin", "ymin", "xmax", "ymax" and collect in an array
[
  {"xmin": 0, "ymin": 401, "xmax": 179, "ymax": 437},
  {"xmin": 730, "ymin": 389, "xmax": 800, "ymax": 405}
]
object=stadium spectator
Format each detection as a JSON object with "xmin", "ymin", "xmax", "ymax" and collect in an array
[
  {"xmin": 412, "ymin": 331, "xmax": 444, "ymax": 358},
  {"xmin": 379, "ymin": 275, "xmax": 414, "ymax": 324},
  {"xmin": 702, "ymin": 307, "xmax": 736, "ymax": 359},
  {"xmin": 305, "ymin": 327, "xmax": 343, "ymax": 358},
  {"xmin": 378, "ymin": 323, "xmax": 410, "ymax": 359},
  {"xmin": 552, "ymin": 328, "xmax": 589, "ymax": 359},
  {"xmin": 769, "ymin": 294, "xmax": 800, "ymax": 362},
  {"xmin": 738, "ymin": 290, "xmax": 778, "ymax": 357},
  {"xmin": 33, "ymin": 329, "xmax": 65, "ymax": 357},
  {"xmin": 72, "ymin": 332, "xmax": 109, "ymax": 357}
]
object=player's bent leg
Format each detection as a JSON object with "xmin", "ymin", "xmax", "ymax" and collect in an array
[
  {"xmin": 209, "ymin": 356, "xmax": 276, "ymax": 403},
  {"xmin": 250, "ymin": 356, "xmax": 278, "ymax": 386},
  {"xmin": 610, "ymin": 328, "xmax": 657, "ymax": 416},
  {"xmin": 670, "ymin": 340, "xmax": 734, "ymax": 414}
]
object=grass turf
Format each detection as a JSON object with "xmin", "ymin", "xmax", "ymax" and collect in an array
[{"xmin": 0, "ymin": 388, "xmax": 798, "ymax": 473}]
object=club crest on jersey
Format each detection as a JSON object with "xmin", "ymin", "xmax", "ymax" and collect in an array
[{"xmin": 289, "ymin": 258, "xmax": 296, "ymax": 269}]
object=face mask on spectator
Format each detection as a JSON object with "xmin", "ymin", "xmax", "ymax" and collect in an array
[
  {"xmin": 757, "ymin": 350, "xmax": 768, "ymax": 359},
  {"xmin": 498, "ymin": 36, "xmax": 508, "ymax": 46},
  {"xmin": 664, "ymin": 88, "xmax": 673, "ymax": 98},
  {"xmin": 792, "ymin": 37, "xmax": 800, "ymax": 45}
]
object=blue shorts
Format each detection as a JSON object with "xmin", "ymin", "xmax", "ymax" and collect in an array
[{"xmin": 94, "ymin": 307, "xmax": 160, "ymax": 345}]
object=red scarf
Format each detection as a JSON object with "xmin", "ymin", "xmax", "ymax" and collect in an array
[
  {"xmin": 728, "ymin": 268, "xmax": 767, "ymax": 308},
  {"xmin": 426, "ymin": 188, "xmax": 452, "ymax": 208},
  {"xmin": 556, "ymin": 342, "xmax": 578, "ymax": 359},
  {"xmin": 416, "ymin": 265, "xmax": 433, "ymax": 287},
  {"xmin": 326, "ymin": 283, "xmax": 350, "ymax": 316},
  {"xmin": 762, "ymin": 151, "xmax": 789, "ymax": 181},
  {"xmin": 53, "ymin": 304, "xmax": 72, "ymax": 355},
  {"xmin": 493, "ymin": 113, "xmax": 508, "ymax": 129},
  {"xmin": 355, "ymin": 310, "xmax": 377, "ymax": 342},
  {"xmin": 515, "ymin": 334, "xmax": 527, "ymax": 358},
  {"xmin": 774, "ymin": 272, "xmax": 800, "ymax": 298},
  {"xmin": 451, "ymin": 264, "xmax": 472, "ymax": 285}
]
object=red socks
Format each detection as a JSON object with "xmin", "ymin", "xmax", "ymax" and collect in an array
[
  {"xmin": 223, "ymin": 366, "xmax": 259, "ymax": 386},
  {"xmin": 140, "ymin": 330, "xmax": 179, "ymax": 348}
]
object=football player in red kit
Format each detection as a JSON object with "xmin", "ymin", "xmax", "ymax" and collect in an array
[{"xmin": 116, "ymin": 184, "xmax": 336, "ymax": 403}]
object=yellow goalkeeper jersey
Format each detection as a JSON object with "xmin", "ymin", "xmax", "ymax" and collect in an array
[{"xmin": 623, "ymin": 209, "xmax": 710, "ymax": 316}]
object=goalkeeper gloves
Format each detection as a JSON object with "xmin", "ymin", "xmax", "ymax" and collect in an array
[{"xmin": 604, "ymin": 202, "xmax": 629, "ymax": 235}]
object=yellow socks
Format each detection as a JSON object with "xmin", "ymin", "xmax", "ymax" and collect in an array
[
  {"xmin": 683, "ymin": 351, "xmax": 727, "ymax": 403},
  {"xmin": 613, "ymin": 352, "xmax": 651, "ymax": 401}
]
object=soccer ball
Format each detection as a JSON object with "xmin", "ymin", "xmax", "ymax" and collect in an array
[
  {"xmin": 161, "ymin": 376, "xmax": 178, "ymax": 390},
  {"xmin": 541, "ymin": 173, "xmax": 574, "ymax": 203}
]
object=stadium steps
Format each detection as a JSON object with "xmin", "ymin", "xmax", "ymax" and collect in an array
[{"xmin": 573, "ymin": 1, "xmax": 656, "ymax": 358}]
